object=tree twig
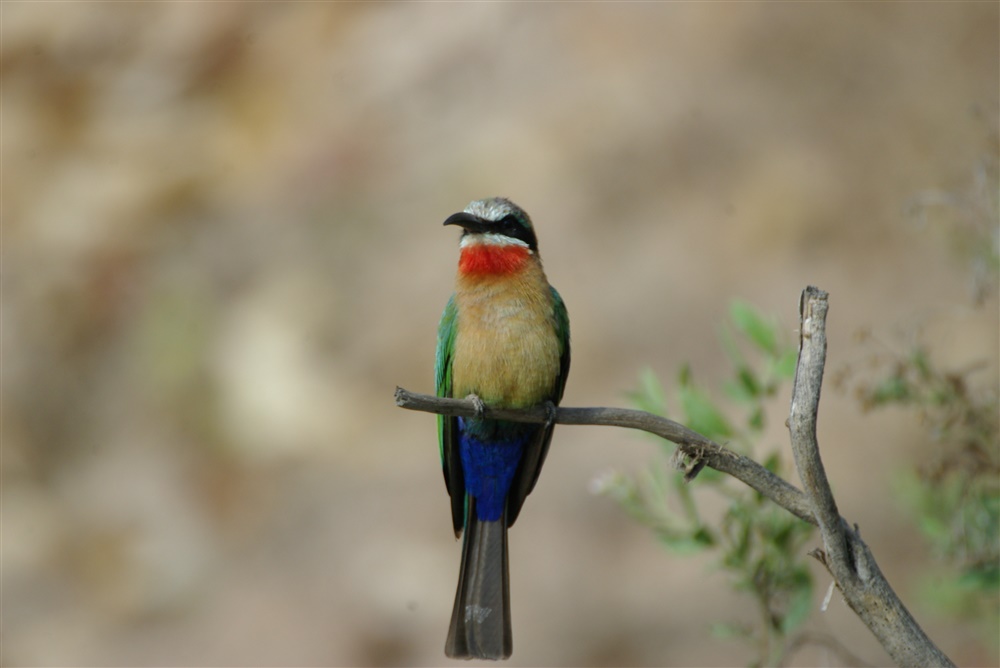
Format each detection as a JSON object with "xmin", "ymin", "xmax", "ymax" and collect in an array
[
  {"xmin": 394, "ymin": 389, "xmax": 817, "ymax": 523},
  {"xmin": 788, "ymin": 287, "xmax": 955, "ymax": 668},
  {"xmin": 394, "ymin": 286, "xmax": 955, "ymax": 667},
  {"xmin": 788, "ymin": 287, "xmax": 855, "ymax": 581}
]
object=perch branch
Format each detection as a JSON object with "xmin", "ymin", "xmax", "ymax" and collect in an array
[
  {"xmin": 394, "ymin": 388, "xmax": 817, "ymax": 524},
  {"xmin": 394, "ymin": 285, "xmax": 954, "ymax": 667}
]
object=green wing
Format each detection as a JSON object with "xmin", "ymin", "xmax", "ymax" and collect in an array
[
  {"xmin": 505, "ymin": 285, "xmax": 571, "ymax": 526},
  {"xmin": 435, "ymin": 294, "xmax": 466, "ymax": 536},
  {"xmin": 550, "ymin": 286, "xmax": 572, "ymax": 404}
]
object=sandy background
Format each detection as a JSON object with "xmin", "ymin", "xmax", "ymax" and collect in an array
[{"xmin": 3, "ymin": 3, "xmax": 998, "ymax": 666}]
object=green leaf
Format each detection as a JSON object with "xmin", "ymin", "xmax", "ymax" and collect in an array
[
  {"xmin": 762, "ymin": 452, "xmax": 782, "ymax": 475},
  {"xmin": 724, "ymin": 509, "xmax": 753, "ymax": 568},
  {"xmin": 780, "ymin": 568, "xmax": 815, "ymax": 634},
  {"xmin": 870, "ymin": 375, "xmax": 913, "ymax": 405},
  {"xmin": 911, "ymin": 346, "xmax": 933, "ymax": 380},
  {"xmin": 958, "ymin": 564, "xmax": 1000, "ymax": 591},
  {"xmin": 731, "ymin": 300, "xmax": 779, "ymax": 356},
  {"xmin": 737, "ymin": 366, "xmax": 762, "ymax": 398},
  {"xmin": 724, "ymin": 378, "xmax": 753, "ymax": 404},
  {"xmin": 719, "ymin": 322, "xmax": 747, "ymax": 369},
  {"xmin": 710, "ymin": 622, "xmax": 752, "ymax": 640},
  {"xmin": 628, "ymin": 367, "xmax": 668, "ymax": 416},
  {"xmin": 691, "ymin": 466, "xmax": 725, "ymax": 484},
  {"xmin": 691, "ymin": 525, "xmax": 718, "ymax": 548},
  {"xmin": 678, "ymin": 375, "xmax": 733, "ymax": 440},
  {"xmin": 773, "ymin": 347, "xmax": 800, "ymax": 380},
  {"xmin": 657, "ymin": 526, "xmax": 717, "ymax": 555}
]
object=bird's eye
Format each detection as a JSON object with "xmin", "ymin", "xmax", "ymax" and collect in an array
[
  {"xmin": 496, "ymin": 215, "xmax": 519, "ymax": 235},
  {"xmin": 492, "ymin": 213, "xmax": 536, "ymax": 250}
]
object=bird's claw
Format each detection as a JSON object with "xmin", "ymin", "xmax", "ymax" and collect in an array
[
  {"xmin": 543, "ymin": 400, "xmax": 558, "ymax": 429},
  {"xmin": 466, "ymin": 393, "xmax": 487, "ymax": 419}
]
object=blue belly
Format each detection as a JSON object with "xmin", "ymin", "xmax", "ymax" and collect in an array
[{"xmin": 458, "ymin": 417, "xmax": 533, "ymax": 522}]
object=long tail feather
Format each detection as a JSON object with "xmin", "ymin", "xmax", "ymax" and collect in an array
[{"xmin": 445, "ymin": 502, "xmax": 511, "ymax": 660}]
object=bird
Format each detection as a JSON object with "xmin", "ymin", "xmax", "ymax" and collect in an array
[{"xmin": 435, "ymin": 197, "xmax": 570, "ymax": 660}]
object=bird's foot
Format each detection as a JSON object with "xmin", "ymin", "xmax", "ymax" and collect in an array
[
  {"xmin": 543, "ymin": 400, "xmax": 558, "ymax": 429},
  {"xmin": 465, "ymin": 393, "xmax": 487, "ymax": 419}
]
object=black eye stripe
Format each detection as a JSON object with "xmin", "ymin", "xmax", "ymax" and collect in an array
[{"xmin": 495, "ymin": 215, "xmax": 538, "ymax": 251}]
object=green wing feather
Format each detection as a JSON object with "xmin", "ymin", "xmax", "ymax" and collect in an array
[
  {"xmin": 435, "ymin": 295, "xmax": 466, "ymax": 536},
  {"xmin": 505, "ymin": 285, "xmax": 571, "ymax": 526},
  {"xmin": 550, "ymin": 286, "xmax": 572, "ymax": 404}
]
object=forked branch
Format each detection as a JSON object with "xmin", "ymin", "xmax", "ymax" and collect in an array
[
  {"xmin": 788, "ymin": 287, "xmax": 953, "ymax": 668},
  {"xmin": 395, "ymin": 286, "xmax": 954, "ymax": 668}
]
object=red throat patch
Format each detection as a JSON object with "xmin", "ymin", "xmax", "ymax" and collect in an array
[{"xmin": 458, "ymin": 243, "xmax": 531, "ymax": 276}]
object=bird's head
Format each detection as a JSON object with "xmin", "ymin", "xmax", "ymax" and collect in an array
[
  {"xmin": 444, "ymin": 198, "xmax": 539, "ymax": 277},
  {"xmin": 443, "ymin": 198, "xmax": 538, "ymax": 253}
]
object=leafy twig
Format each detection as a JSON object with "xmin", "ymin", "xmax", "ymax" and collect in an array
[{"xmin": 394, "ymin": 286, "xmax": 955, "ymax": 667}]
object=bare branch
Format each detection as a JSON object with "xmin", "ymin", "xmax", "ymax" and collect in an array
[
  {"xmin": 788, "ymin": 287, "xmax": 955, "ymax": 668},
  {"xmin": 395, "ymin": 285, "xmax": 956, "ymax": 667},
  {"xmin": 394, "ymin": 388, "xmax": 816, "ymax": 523},
  {"xmin": 789, "ymin": 287, "xmax": 854, "ymax": 582}
]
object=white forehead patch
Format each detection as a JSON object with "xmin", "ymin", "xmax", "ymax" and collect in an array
[
  {"xmin": 464, "ymin": 198, "xmax": 517, "ymax": 222},
  {"xmin": 459, "ymin": 233, "xmax": 531, "ymax": 250}
]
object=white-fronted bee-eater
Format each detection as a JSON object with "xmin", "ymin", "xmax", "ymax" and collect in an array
[{"xmin": 435, "ymin": 197, "xmax": 571, "ymax": 660}]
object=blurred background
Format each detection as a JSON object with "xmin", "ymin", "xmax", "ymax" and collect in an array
[{"xmin": 3, "ymin": 3, "xmax": 997, "ymax": 666}]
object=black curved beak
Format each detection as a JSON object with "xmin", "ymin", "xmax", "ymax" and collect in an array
[{"xmin": 443, "ymin": 212, "xmax": 490, "ymax": 233}]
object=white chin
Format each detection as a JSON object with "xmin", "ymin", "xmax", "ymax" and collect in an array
[{"xmin": 460, "ymin": 233, "xmax": 530, "ymax": 249}]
